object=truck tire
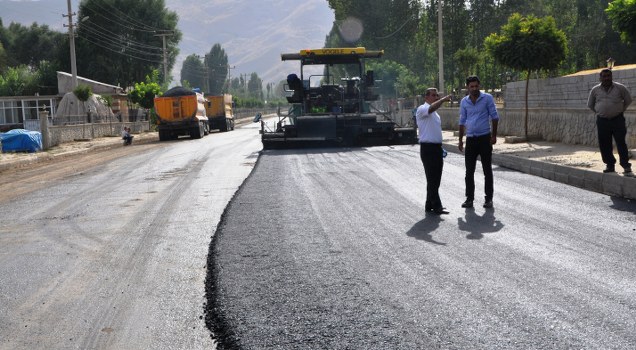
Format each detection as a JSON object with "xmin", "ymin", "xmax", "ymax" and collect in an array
[
  {"xmin": 190, "ymin": 122, "xmax": 204, "ymax": 139},
  {"xmin": 220, "ymin": 119, "xmax": 228, "ymax": 132},
  {"xmin": 159, "ymin": 129, "xmax": 169, "ymax": 141},
  {"xmin": 230, "ymin": 119, "xmax": 235, "ymax": 131}
]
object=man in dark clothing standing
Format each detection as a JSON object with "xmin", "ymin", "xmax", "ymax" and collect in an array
[
  {"xmin": 458, "ymin": 76, "xmax": 499, "ymax": 209},
  {"xmin": 587, "ymin": 68, "xmax": 633, "ymax": 177},
  {"xmin": 416, "ymin": 88, "xmax": 451, "ymax": 215}
]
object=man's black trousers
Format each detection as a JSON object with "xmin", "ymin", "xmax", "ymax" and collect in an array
[
  {"xmin": 420, "ymin": 143, "xmax": 444, "ymax": 210},
  {"xmin": 596, "ymin": 114, "xmax": 631, "ymax": 169},
  {"xmin": 464, "ymin": 134, "xmax": 493, "ymax": 201}
]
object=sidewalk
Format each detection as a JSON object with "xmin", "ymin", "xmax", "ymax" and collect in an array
[
  {"xmin": 441, "ymin": 131, "xmax": 636, "ymax": 200},
  {"xmin": 1, "ymin": 129, "xmax": 634, "ymax": 200}
]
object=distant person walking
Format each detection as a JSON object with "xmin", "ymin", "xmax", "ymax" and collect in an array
[
  {"xmin": 587, "ymin": 68, "xmax": 633, "ymax": 177},
  {"xmin": 416, "ymin": 88, "xmax": 451, "ymax": 215},
  {"xmin": 458, "ymin": 76, "xmax": 499, "ymax": 209}
]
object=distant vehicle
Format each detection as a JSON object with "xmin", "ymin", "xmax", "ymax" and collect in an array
[
  {"xmin": 154, "ymin": 86, "xmax": 209, "ymax": 141},
  {"xmin": 261, "ymin": 47, "xmax": 416, "ymax": 149},
  {"xmin": 205, "ymin": 94, "xmax": 234, "ymax": 132}
]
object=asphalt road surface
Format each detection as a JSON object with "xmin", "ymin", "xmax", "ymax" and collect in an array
[
  {"xmin": 0, "ymin": 123, "xmax": 263, "ymax": 349},
  {"xmin": 208, "ymin": 146, "xmax": 636, "ymax": 349}
]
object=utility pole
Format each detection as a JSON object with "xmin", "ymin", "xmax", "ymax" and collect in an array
[
  {"xmin": 154, "ymin": 31, "xmax": 173, "ymax": 85},
  {"xmin": 64, "ymin": 0, "xmax": 78, "ymax": 88},
  {"xmin": 227, "ymin": 65, "xmax": 236, "ymax": 92},
  {"xmin": 437, "ymin": 0, "xmax": 445, "ymax": 95},
  {"xmin": 204, "ymin": 54, "xmax": 210, "ymax": 93}
]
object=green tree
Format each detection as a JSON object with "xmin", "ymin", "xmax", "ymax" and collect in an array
[
  {"xmin": 453, "ymin": 47, "xmax": 482, "ymax": 89},
  {"xmin": 367, "ymin": 60, "xmax": 413, "ymax": 98},
  {"xmin": 606, "ymin": 0, "xmax": 636, "ymax": 43},
  {"xmin": 205, "ymin": 44, "xmax": 229, "ymax": 95},
  {"xmin": 485, "ymin": 13, "xmax": 568, "ymax": 138},
  {"xmin": 0, "ymin": 19, "xmax": 67, "ymax": 93},
  {"xmin": 180, "ymin": 54, "xmax": 205, "ymax": 90},
  {"xmin": 326, "ymin": 0, "xmax": 419, "ymax": 65},
  {"xmin": 73, "ymin": 84, "xmax": 93, "ymax": 102},
  {"xmin": 36, "ymin": 60, "xmax": 59, "ymax": 95},
  {"xmin": 0, "ymin": 65, "xmax": 39, "ymax": 96},
  {"xmin": 128, "ymin": 70, "xmax": 163, "ymax": 109},
  {"xmin": 247, "ymin": 72, "xmax": 263, "ymax": 99},
  {"xmin": 0, "ymin": 41, "xmax": 7, "ymax": 74},
  {"xmin": 7, "ymin": 22, "xmax": 66, "ymax": 68},
  {"xmin": 76, "ymin": 0, "xmax": 181, "ymax": 87}
]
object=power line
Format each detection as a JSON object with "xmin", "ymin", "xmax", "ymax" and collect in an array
[
  {"xmin": 76, "ymin": 33, "xmax": 164, "ymax": 64},
  {"xmin": 78, "ymin": 30, "xmax": 164, "ymax": 59},
  {"xmin": 81, "ymin": 1, "xmax": 163, "ymax": 33},
  {"xmin": 78, "ymin": 16, "xmax": 164, "ymax": 52},
  {"xmin": 80, "ymin": 24, "xmax": 164, "ymax": 55}
]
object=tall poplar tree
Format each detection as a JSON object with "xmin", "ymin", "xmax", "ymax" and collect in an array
[
  {"xmin": 204, "ymin": 44, "xmax": 228, "ymax": 95},
  {"xmin": 180, "ymin": 54, "xmax": 205, "ymax": 91}
]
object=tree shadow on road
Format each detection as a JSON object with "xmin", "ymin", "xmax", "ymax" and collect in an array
[
  {"xmin": 457, "ymin": 208, "xmax": 504, "ymax": 240},
  {"xmin": 406, "ymin": 214, "xmax": 447, "ymax": 245}
]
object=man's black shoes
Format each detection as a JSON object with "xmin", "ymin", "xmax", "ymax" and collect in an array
[
  {"xmin": 461, "ymin": 199, "xmax": 473, "ymax": 208},
  {"xmin": 603, "ymin": 165, "xmax": 615, "ymax": 173},
  {"xmin": 432, "ymin": 207, "xmax": 449, "ymax": 215},
  {"xmin": 483, "ymin": 200, "xmax": 494, "ymax": 208},
  {"xmin": 426, "ymin": 203, "xmax": 448, "ymax": 214}
]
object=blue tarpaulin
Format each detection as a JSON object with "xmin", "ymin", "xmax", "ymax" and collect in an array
[{"xmin": 0, "ymin": 129, "xmax": 42, "ymax": 153}]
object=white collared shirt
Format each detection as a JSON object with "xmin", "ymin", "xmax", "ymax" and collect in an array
[{"xmin": 416, "ymin": 102, "xmax": 443, "ymax": 143}]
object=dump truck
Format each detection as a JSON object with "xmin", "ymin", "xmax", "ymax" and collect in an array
[
  {"xmin": 205, "ymin": 94, "xmax": 234, "ymax": 132},
  {"xmin": 154, "ymin": 86, "xmax": 209, "ymax": 141},
  {"xmin": 260, "ymin": 47, "xmax": 416, "ymax": 149}
]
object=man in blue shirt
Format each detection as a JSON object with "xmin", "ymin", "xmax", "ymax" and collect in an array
[
  {"xmin": 458, "ymin": 76, "xmax": 499, "ymax": 209},
  {"xmin": 416, "ymin": 88, "xmax": 452, "ymax": 214}
]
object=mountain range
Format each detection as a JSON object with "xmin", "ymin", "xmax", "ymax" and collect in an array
[{"xmin": 0, "ymin": 0, "xmax": 335, "ymax": 86}]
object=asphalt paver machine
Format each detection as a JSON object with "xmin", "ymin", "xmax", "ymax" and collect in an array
[{"xmin": 261, "ymin": 47, "xmax": 416, "ymax": 149}]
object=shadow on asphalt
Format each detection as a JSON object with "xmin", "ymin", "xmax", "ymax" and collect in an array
[
  {"xmin": 457, "ymin": 208, "xmax": 505, "ymax": 240},
  {"xmin": 609, "ymin": 196, "xmax": 636, "ymax": 214},
  {"xmin": 406, "ymin": 215, "xmax": 447, "ymax": 245}
]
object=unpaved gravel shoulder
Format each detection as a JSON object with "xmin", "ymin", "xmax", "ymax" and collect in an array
[{"xmin": 0, "ymin": 135, "xmax": 164, "ymax": 204}]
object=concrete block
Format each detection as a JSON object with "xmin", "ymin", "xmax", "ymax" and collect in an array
[
  {"xmin": 584, "ymin": 171, "xmax": 605, "ymax": 193},
  {"xmin": 566, "ymin": 168, "xmax": 587, "ymax": 189},
  {"xmin": 622, "ymin": 177, "xmax": 636, "ymax": 200},
  {"xmin": 602, "ymin": 175, "xmax": 623, "ymax": 197},
  {"xmin": 504, "ymin": 136, "xmax": 527, "ymax": 143},
  {"xmin": 497, "ymin": 156, "xmax": 523, "ymax": 172},
  {"xmin": 553, "ymin": 171, "xmax": 569, "ymax": 184},
  {"xmin": 540, "ymin": 163, "xmax": 557, "ymax": 180},
  {"xmin": 529, "ymin": 164, "xmax": 544, "ymax": 177}
]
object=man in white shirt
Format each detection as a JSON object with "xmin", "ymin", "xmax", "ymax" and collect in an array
[{"xmin": 416, "ymin": 88, "xmax": 452, "ymax": 215}]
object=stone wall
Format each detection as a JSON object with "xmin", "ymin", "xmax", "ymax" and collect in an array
[
  {"xmin": 503, "ymin": 68, "xmax": 635, "ymax": 110},
  {"xmin": 425, "ymin": 67, "xmax": 636, "ymax": 149},
  {"xmin": 46, "ymin": 121, "xmax": 150, "ymax": 148},
  {"xmin": 436, "ymin": 107, "xmax": 635, "ymax": 148}
]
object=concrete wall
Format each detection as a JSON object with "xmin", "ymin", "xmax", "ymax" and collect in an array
[
  {"xmin": 398, "ymin": 67, "xmax": 636, "ymax": 149},
  {"xmin": 46, "ymin": 121, "xmax": 150, "ymax": 148},
  {"xmin": 436, "ymin": 107, "xmax": 636, "ymax": 148},
  {"xmin": 503, "ymin": 68, "xmax": 635, "ymax": 110}
]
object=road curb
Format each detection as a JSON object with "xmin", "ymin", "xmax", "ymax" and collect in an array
[{"xmin": 443, "ymin": 142, "xmax": 636, "ymax": 200}]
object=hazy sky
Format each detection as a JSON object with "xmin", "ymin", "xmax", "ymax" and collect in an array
[{"xmin": 0, "ymin": 0, "xmax": 335, "ymax": 85}]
